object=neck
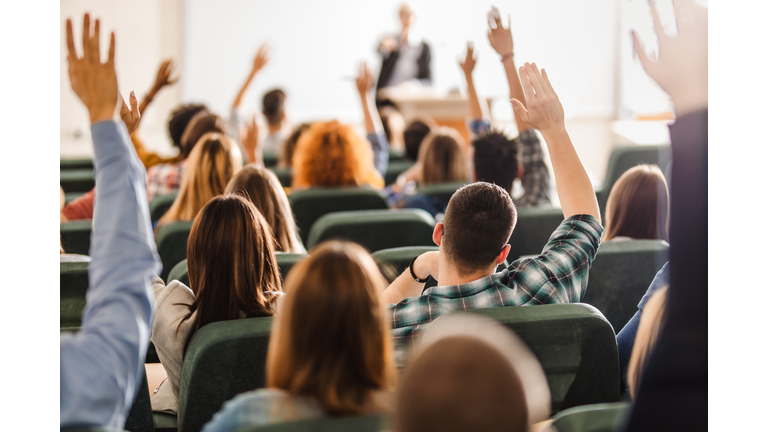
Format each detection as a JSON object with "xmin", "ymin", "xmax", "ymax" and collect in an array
[
  {"xmin": 267, "ymin": 123, "xmax": 282, "ymax": 134},
  {"xmin": 437, "ymin": 253, "xmax": 497, "ymax": 287}
]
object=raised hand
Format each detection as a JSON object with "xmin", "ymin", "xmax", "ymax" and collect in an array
[
  {"xmin": 151, "ymin": 59, "xmax": 178, "ymax": 92},
  {"xmin": 459, "ymin": 42, "xmax": 477, "ymax": 76},
  {"xmin": 355, "ymin": 62, "xmax": 374, "ymax": 95},
  {"xmin": 120, "ymin": 91, "xmax": 141, "ymax": 135},
  {"xmin": 632, "ymin": 0, "xmax": 707, "ymax": 117},
  {"xmin": 487, "ymin": 6, "xmax": 514, "ymax": 58},
  {"xmin": 511, "ymin": 63, "xmax": 565, "ymax": 135},
  {"xmin": 66, "ymin": 14, "xmax": 120, "ymax": 124},
  {"xmin": 379, "ymin": 36, "xmax": 398, "ymax": 54},
  {"xmin": 251, "ymin": 43, "xmax": 270, "ymax": 73},
  {"xmin": 241, "ymin": 113, "xmax": 261, "ymax": 165}
]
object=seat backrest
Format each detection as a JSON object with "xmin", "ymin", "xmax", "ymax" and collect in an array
[
  {"xmin": 288, "ymin": 188, "xmax": 388, "ymax": 244},
  {"xmin": 166, "ymin": 253, "xmax": 308, "ymax": 287},
  {"xmin": 507, "ymin": 207, "xmax": 564, "ymax": 260},
  {"xmin": 149, "ymin": 194, "xmax": 178, "ymax": 223},
  {"xmin": 238, "ymin": 415, "xmax": 390, "ymax": 432},
  {"xmin": 551, "ymin": 402, "xmax": 631, "ymax": 432},
  {"xmin": 582, "ymin": 240, "xmax": 669, "ymax": 332},
  {"xmin": 177, "ymin": 317, "xmax": 274, "ymax": 432},
  {"xmin": 61, "ymin": 158, "xmax": 94, "ymax": 171},
  {"xmin": 415, "ymin": 181, "xmax": 469, "ymax": 207},
  {"xmin": 268, "ymin": 167, "xmax": 292, "ymax": 188},
  {"xmin": 262, "ymin": 150, "xmax": 278, "ymax": 167},
  {"xmin": 384, "ymin": 160, "xmax": 415, "ymax": 185},
  {"xmin": 307, "ymin": 209, "xmax": 435, "ymax": 252},
  {"xmin": 372, "ymin": 246, "xmax": 440, "ymax": 274},
  {"xmin": 61, "ymin": 220, "xmax": 93, "ymax": 256},
  {"xmin": 155, "ymin": 221, "xmax": 194, "ymax": 282},
  {"xmin": 60, "ymin": 261, "xmax": 90, "ymax": 327},
  {"xmin": 597, "ymin": 144, "xmax": 672, "ymax": 214},
  {"xmin": 60, "ymin": 168, "xmax": 96, "ymax": 193},
  {"xmin": 441, "ymin": 304, "xmax": 620, "ymax": 414}
]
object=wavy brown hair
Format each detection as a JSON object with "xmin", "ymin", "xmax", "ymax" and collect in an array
[
  {"xmin": 266, "ymin": 240, "xmax": 396, "ymax": 415},
  {"xmin": 156, "ymin": 133, "xmax": 242, "ymax": 230},
  {"xmin": 604, "ymin": 164, "xmax": 669, "ymax": 242},
  {"xmin": 225, "ymin": 165, "xmax": 306, "ymax": 254},
  {"xmin": 176, "ymin": 194, "xmax": 282, "ymax": 352},
  {"xmin": 292, "ymin": 121, "xmax": 384, "ymax": 189},
  {"xmin": 418, "ymin": 127, "xmax": 468, "ymax": 185}
]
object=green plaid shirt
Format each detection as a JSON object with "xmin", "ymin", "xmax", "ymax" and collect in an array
[{"xmin": 388, "ymin": 214, "xmax": 603, "ymax": 365}]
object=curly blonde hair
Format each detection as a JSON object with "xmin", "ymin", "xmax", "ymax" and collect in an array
[{"xmin": 292, "ymin": 121, "xmax": 384, "ymax": 189}]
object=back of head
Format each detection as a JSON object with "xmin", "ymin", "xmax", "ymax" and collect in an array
[
  {"xmin": 278, "ymin": 123, "xmax": 311, "ymax": 168},
  {"xmin": 292, "ymin": 121, "xmax": 382, "ymax": 188},
  {"xmin": 418, "ymin": 127, "xmax": 468, "ymax": 185},
  {"xmin": 604, "ymin": 164, "xmax": 669, "ymax": 242},
  {"xmin": 627, "ymin": 286, "xmax": 669, "ymax": 399},
  {"xmin": 181, "ymin": 194, "xmax": 281, "ymax": 350},
  {"xmin": 262, "ymin": 89, "xmax": 286, "ymax": 127},
  {"xmin": 168, "ymin": 104, "xmax": 208, "ymax": 150},
  {"xmin": 472, "ymin": 130, "xmax": 519, "ymax": 193},
  {"xmin": 266, "ymin": 240, "xmax": 395, "ymax": 415},
  {"xmin": 397, "ymin": 336, "xmax": 528, "ymax": 432},
  {"xmin": 442, "ymin": 182, "xmax": 516, "ymax": 276},
  {"xmin": 158, "ymin": 133, "xmax": 243, "ymax": 225},
  {"xmin": 403, "ymin": 118, "xmax": 435, "ymax": 161},
  {"xmin": 180, "ymin": 112, "xmax": 228, "ymax": 159},
  {"xmin": 225, "ymin": 165, "xmax": 304, "ymax": 254}
]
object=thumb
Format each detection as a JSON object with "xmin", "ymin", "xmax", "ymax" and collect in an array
[
  {"xmin": 129, "ymin": 91, "xmax": 139, "ymax": 115},
  {"xmin": 510, "ymin": 98, "xmax": 529, "ymax": 122}
]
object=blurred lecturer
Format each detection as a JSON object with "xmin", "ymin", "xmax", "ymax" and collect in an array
[{"xmin": 376, "ymin": 3, "xmax": 432, "ymax": 106}]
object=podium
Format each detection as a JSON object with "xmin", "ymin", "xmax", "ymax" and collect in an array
[{"xmin": 377, "ymin": 87, "xmax": 471, "ymax": 144}]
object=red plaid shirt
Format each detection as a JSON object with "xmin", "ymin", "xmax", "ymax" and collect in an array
[{"xmin": 146, "ymin": 160, "xmax": 186, "ymax": 202}]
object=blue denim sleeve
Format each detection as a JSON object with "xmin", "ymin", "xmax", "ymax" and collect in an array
[{"xmin": 367, "ymin": 131, "xmax": 390, "ymax": 176}]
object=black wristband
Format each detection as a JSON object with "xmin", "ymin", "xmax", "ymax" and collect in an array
[{"xmin": 409, "ymin": 256, "xmax": 430, "ymax": 283}]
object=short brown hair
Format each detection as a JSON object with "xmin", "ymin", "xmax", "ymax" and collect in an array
[
  {"xmin": 266, "ymin": 240, "xmax": 396, "ymax": 415},
  {"xmin": 441, "ymin": 182, "xmax": 516, "ymax": 276},
  {"xmin": 418, "ymin": 127, "xmax": 468, "ymax": 185},
  {"xmin": 604, "ymin": 164, "xmax": 669, "ymax": 242},
  {"xmin": 262, "ymin": 89, "xmax": 286, "ymax": 126},
  {"xmin": 180, "ymin": 112, "xmax": 228, "ymax": 159}
]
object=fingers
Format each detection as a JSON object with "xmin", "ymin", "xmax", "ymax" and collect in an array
[
  {"xmin": 130, "ymin": 90, "xmax": 139, "ymax": 116},
  {"xmin": 526, "ymin": 63, "xmax": 545, "ymax": 96},
  {"xmin": 93, "ymin": 19, "xmax": 101, "ymax": 61},
  {"xmin": 649, "ymin": 0, "xmax": 667, "ymax": 41},
  {"xmin": 541, "ymin": 68, "xmax": 556, "ymax": 94},
  {"xmin": 518, "ymin": 66, "xmax": 535, "ymax": 102},
  {"xmin": 107, "ymin": 32, "xmax": 115, "ymax": 66},
  {"xmin": 510, "ymin": 98, "xmax": 530, "ymax": 123},
  {"xmin": 82, "ymin": 14, "xmax": 91, "ymax": 61},
  {"xmin": 66, "ymin": 19, "xmax": 78, "ymax": 60},
  {"xmin": 631, "ymin": 31, "xmax": 654, "ymax": 75}
]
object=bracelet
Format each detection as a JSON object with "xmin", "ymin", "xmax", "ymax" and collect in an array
[
  {"xmin": 501, "ymin": 52, "xmax": 514, "ymax": 62},
  {"xmin": 409, "ymin": 256, "xmax": 430, "ymax": 283}
]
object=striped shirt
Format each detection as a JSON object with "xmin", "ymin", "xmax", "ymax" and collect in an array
[{"xmin": 388, "ymin": 214, "xmax": 603, "ymax": 365}]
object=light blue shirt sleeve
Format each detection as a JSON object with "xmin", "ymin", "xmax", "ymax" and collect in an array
[
  {"xmin": 367, "ymin": 131, "xmax": 390, "ymax": 177},
  {"xmin": 60, "ymin": 120, "xmax": 160, "ymax": 429}
]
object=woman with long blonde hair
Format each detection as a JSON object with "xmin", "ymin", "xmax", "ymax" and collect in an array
[
  {"xmin": 156, "ymin": 132, "xmax": 242, "ymax": 230},
  {"xmin": 149, "ymin": 194, "xmax": 282, "ymax": 414},
  {"xmin": 201, "ymin": 240, "xmax": 397, "ymax": 431},
  {"xmin": 225, "ymin": 165, "xmax": 306, "ymax": 254}
]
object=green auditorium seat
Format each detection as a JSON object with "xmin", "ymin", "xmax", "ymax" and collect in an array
[
  {"xmin": 415, "ymin": 181, "xmax": 469, "ymax": 206},
  {"xmin": 441, "ymin": 303, "xmax": 621, "ymax": 414},
  {"xmin": 173, "ymin": 317, "xmax": 273, "ymax": 432},
  {"xmin": 268, "ymin": 167, "xmax": 292, "ymax": 188},
  {"xmin": 307, "ymin": 209, "xmax": 435, "ymax": 252},
  {"xmin": 289, "ymin": 188, "xmax": 388, "ymax": 244},
  {"xmin": 61, "ymin": 157, "xmax": 94, "ymax": 171},
  {"xmin": 167, "ymin": 253, "xmax": 308, "ymax": 287},
  {"xmin": 372, "ymin": 246, "xmax": 439, "ymax": 274},
  {"xmin": 61, "ymin": 168, "xmax": 96, "ymax": 193},
  {"xmin": 155, "ymin": 221, "xmax": 194, "ymax": 282},
  {"xmin": 388, "ymin": 148, "xmax": 405, "ymax": 162},
  {"xmin": 61, "ymin": 428, "xmax": 129, "ymax": 432},
  {"xmin": 582, "ymin": 239, "xmax": 669, "ymax": 332},
  {"xmin": 551, "ymin": 402, "xmax": 631, "ymax": 432},
  {"xmin": 596, "ymin": 144, "xmax": 672, "ymax": 215},
  {"xmin": 65, "ymin": 190, "xmax": 87, "ymax": 204},
  {"xmin": 61, "ymin": 220, "xmax": 92, "ymax": 256},
  {"xmin": 384, "ymin": 160, "xmax": 415, "ymax": 186},
  {"xmin": 262, "ymin": 151, "xmax": 278, "ymax": 167},
  {"xmin": 236, "ymin": 415, "xmax": 390, "ymax": 432},
  {"xmin": 60, "ymin": 261, "xmax": 90, "ymax": 328},
  {"xmin": 507, "ymin": 207, "xmax": 564, "ymax": 261},
  {"xmin": 150, "ymin": 194, "xmax": 178, "ymax": 223}
]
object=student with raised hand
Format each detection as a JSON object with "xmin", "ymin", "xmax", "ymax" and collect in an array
[
  {"xmin": 60, "ymin": 14, "xmax": 160, "ymax": 429},
  {"xmin": 382, "ymin": 62, "xmax": 602, "ymax": 365},
  {"xmin": 460, "ymin": 7, "xmax": 551, "ymax": 206}
]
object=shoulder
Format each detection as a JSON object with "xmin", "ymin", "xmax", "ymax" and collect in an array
[{"xmin": 203, "ymin": 389, "xmax": 323, "ymax": 432}]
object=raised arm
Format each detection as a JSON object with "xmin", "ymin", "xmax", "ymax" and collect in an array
[
  {"xmin": 61, "ymin": 14, "xmax": 160, "ymax": 429},
  {"xmin": 356, "ymin": 62, "xmax": 389, "ymax": 176},
  {"xmin": 459, "ymin": 42, "xmax": 488, "ymax": 121},
  {"xmin": 487, "ymin": 8, "xmax": 530, "ymax": 133},
  {"xmin": 231, "ymin": 44, "xmax": 270, "ymax": 111},
  {"xmin": 139, "ymin": 59, "xmax": 178, "ymax": 116},
  {"xmin": 511, "ymin": 63, "xmax": 600, "ymax": 221}
]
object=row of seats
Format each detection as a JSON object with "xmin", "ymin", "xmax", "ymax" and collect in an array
[{"xmin": 62, "ymin": 302, "xmax": 621, "ymax": 432}]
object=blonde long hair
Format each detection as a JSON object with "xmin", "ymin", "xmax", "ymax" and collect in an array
[
  {"xmin": 627, "ymin": 286, "xmax": 669, "ymax": 399},
  {"xmin": 418, "ymin": 127, "xmax": 468, "ymax": 185},
  {"xmin": 266, "ymin": 240, "xmax": 396, "ymax": 415},
  {"xmin": 225, "ymin": 165, "xmax": 306, "ymax": 254},
  {"xmin": 157, "ymin": 133, "xmax": 242, "ymax": 229}
]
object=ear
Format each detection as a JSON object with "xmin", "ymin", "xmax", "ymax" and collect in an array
[
  {"xmin": 496, "ymin": 244, "xmax": 511, "ymax": 265},
  {"xmin": 433, "ymin": 222, "xmax": 443, "ymax": 246}
]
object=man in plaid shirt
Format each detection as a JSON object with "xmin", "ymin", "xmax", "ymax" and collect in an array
[{"xmin": 382, "ymin": 60, "xmax": 603, "ymax": 365}]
